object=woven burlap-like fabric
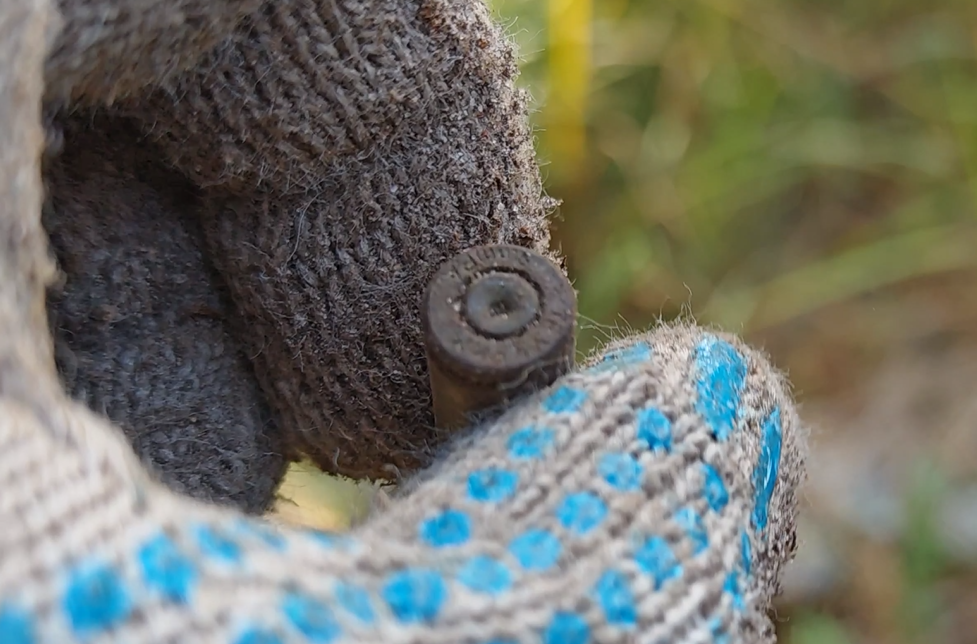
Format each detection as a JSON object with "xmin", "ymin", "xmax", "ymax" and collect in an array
[{"xmin": 0, "ymin": 321, "xmax": 807, "ymax": 644}]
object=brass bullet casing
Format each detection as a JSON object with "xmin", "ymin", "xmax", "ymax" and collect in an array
[{"xmin": 421, "ymin": 245, "xmax": 577, "ymax": 431}]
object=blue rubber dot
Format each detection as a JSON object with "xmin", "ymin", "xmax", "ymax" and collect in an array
[
  {"xmin": 741, "ymin": 531, "xmax": 752, "ymax": 576},
  {"xmin": 419, "ymin": 509, "xmax": 472, "ymax": 548},
  {"xmin": 282, "ymin": 591, "xmax": 341, "ymax": 642},
  {"xmin": 543, "ymin": 611, "xmax": 590, "ymax": 644},
  {"xmin": 382, "ymin": 569, "xmax": 447, "ymax": 624},
  {"xmin": 334, "ymin": 583, "xmax": 375, "ymax": 624},
  {"xmin": 598, "ymin": 453, "xmax": 643, "ymax": 491},
  {"xmin": 507, "ymin": 427, "xmax": 555, "ymax": 460},
  {"xmin": 63, "ymin": 563, "xmax": 132, "ymax": 635},
  {"xmin": 751, "ymin": 408, "xmax": 783, "ymax": 531},
  {"xmin": 234, "ymin": 627, "xmax": 284, "ymax": 644},
  {"xmin": 556, "ymin": 492, "xmax": 608, "ymax": 535},
  {"xmin": 634, "ymin": 536, "xmax": 682, "ymax": 589},
  {"xmin": 137, "ymin": 533, "xmax": 197, "ymax": 603},
  {"xmin": 0, "ymin": 604, "xmax": 35, "ymax": 644},
  {"xmin": 509, "ymin": 529, "xmax": 562, "ymax": 571},
  {"xmin": 543, "ymin": 386, "xmax": 588, "ymax": 414},
  {"xmin": 693, "ymin": 336, "xmax": 747, "ymax": 441},
  {"xmin": 710, "ymin": 618, "xmax": 731, "ymax": 644},
  {"xmin": 589, "ymin": 342, "xmax": 652, "ymax": 373},
  {"xmin": 467, "ymin": 468, "xmax": 519, "ymax": 503},
  {"xmin": 591, "ymin": 570, "xmax": 636, "ymax": 627},
  {"xmin": 637, "ymin": 407, "xmax": 672, "ymax": 453},
  {"xmin": 193, "ymin": 524, "xmax": 241, "ymax": 563},
  {"xmin": 723, "ymin": 571, "xmax": 745, "ymax": 611},
  {"xmin": 701, "ymin": 464, "xmax": 729, "ymax": 512},
  {"xmin": 457, "ymin": 556, "xmax": 512, "ymax": 595},
  {"xmin": 674, "ymin": 507, "xmax": 709, "ymax": 555}
]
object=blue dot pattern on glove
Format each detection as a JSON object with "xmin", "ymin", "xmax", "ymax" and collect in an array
[
  {"xmin": 63, "ymin": 563, "xmax": 132, "ymax": 635},
  {"xmin": 0, "ymin": 604, "xmax": 36, "ymax": 644},
  {"xmin": 597, "ymin": 452, "xmax": 643, "ymax": 491},
  {"xmin": 637, "ymin": 405, "xmax": 673, "ymax": 453},
  {"xmin": 282, "ymin": 592, "xmax": 342, "ymax": 641},
  {"xmin": 419, "ymin": 509, "xmax": 472, "ymax": 548},
  {"xmin": 0, "ymin": 333, "xmax": 787, "ymax": 644},
  {"xmin": 381, "ymin": 569, "xmax": 447, "ymax": 624},
  {"xmin": 635, "ymin": 535, "xmax": 683, "ymax": 588},
  {"xmin": 456, "ymin": 556, "xmax": 512, "ymax": 595},
  {"xmin": 508, "ymin": 529, "xmax": 563, "ymax": 572},
  {"xmin": 592, "ymin": 570, "xmax": 637, "ymax": 627},
  {"xmin": 506, "ymin": 427, "xmax": 556, "ymax": 460},
  {"xmin": 467, "ymin": 468, "xmax": 520, "ymax": 503},
  {"xmin": 137, "ymin": 533, "xmax": 197, "ymax": 603}
]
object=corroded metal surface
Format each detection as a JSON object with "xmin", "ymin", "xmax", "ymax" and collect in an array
[{"xmin": 421, "ymin": 245, "xmax": 577, "ymax": 430}]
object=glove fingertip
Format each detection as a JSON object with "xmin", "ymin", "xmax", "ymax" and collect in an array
[{"xmin": 588, "ymin": 321, "xmax": 809, "ymax": 587}]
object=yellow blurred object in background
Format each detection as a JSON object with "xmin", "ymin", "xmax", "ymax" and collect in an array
[{"xmin": 267, "ymin": 461, "xmax": 378, "ymax": 532}]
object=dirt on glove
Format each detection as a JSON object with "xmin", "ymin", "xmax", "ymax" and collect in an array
[{"xmin": 40, "ymin": 0, "xmax": 558, "ymax": 512}]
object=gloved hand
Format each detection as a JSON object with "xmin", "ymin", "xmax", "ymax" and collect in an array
[
  {"xmin": 42, "ymin": 0, "xmax": 557, "ymax": 512},
  {"xmin": 0, "ymin": 0, "xmax": 808, "ymax": 643}
]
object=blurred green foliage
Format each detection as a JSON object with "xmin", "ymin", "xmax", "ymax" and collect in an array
[
  {"xmin": 900, "ymin": 461, "xmax": 953, "ymax": 642},
  {"xmin": 492, "ymin": 0, "xmax": 977, "ymax": 396},
  {"xmin": 489, "ymin": 0, "xmax": 977, "ymax": 641},
  {"xmin": 789, "ymin": 613, "xmax": 855, "ymax": 644}
]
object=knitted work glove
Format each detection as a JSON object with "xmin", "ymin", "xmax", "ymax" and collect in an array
[
  {"xmin": 1, "ymin": 0, "xmax": 808, "ymax": 642},
  {"xmin": 42, "ymin": 0, "xmax": 554, "ymax": 510},
  {"xmin": 114, "ymin": 0, "xmax": 555, "ymax": 479},
  {"xmin": 0, "ymin": 323, "xmax": 807, "ymax": 644},
  {"xmin": 43, "ymin": 116, "xmax": 288, "ymax": 513}
]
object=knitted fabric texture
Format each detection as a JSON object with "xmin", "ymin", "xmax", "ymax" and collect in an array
[
  {"xmin": 114, "ymin": 0, "xmax": 557, "ymax": 480},
  {"xmin": 0, "ymin": 324, "xmax": 806, "ymax": 644},
  {"xmin": 43, "ymin": 114, "xmax": 287, "ymax": 514},
  {"xmin": 0, "ymin": 0, "xmax": 810, "ymax": 642},
  {"xmin": 44, "ymin": 0, "xmax": 557, "ymax": 488},
  {"xmin": 44, "ymin": 0, "xmax": 263, "ymax": 104}
]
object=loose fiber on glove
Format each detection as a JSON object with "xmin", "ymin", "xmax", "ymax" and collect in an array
[
  {"xmin": 0, "ymin": 324, "xmax": 806, "ymax": 644},
  {"xmin": 117, "ymin": 0, "xmax": 558, "ymax": 479},
  {"xmin": 43, "ymin": 114, "xmax": 287, "ymax": 514}
]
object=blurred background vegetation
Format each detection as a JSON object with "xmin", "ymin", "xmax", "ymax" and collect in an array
[
  {"xmin": 273, "ymin": 1, "xmax": 977, "ymax": 642},
  {"xmin": 488, "ymin": 0, "xmax": 977, "ymax": 641}
]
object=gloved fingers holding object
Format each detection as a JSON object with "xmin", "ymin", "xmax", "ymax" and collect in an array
[
  {"xmin": 0, "ymin": 0, "xmax": 808, "ymax": 642},
  {"xmin": 44, "ymin": 0, "xmax": 557, "ymax": 512},
  {"xmin": 1, "ymin": 321, "xmax": 807, "ymax": 643}
]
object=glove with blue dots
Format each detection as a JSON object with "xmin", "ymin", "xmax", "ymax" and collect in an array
[
  {"xmin": 4, "ymin": 0, "xmax": 805, "ymax": 639},
  {"xmin": 0, "ymin": 324, "xmax": 806, "ymax": 644}
]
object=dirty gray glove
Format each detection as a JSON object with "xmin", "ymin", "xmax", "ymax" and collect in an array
[{"xmin": 43, "ymin": 0, "xmax": 554, "ymax": 511}]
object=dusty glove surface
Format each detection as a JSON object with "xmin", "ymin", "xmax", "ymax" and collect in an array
[
  {"xmin": 45, "ymin": 0, "xmax": 261, "ymax": 104},
  {"xmin": 115, "ymin": 0, "xmax": 557, "ymax": 481},
  {"xmin": 0, "ymin": 325, "xmax": 806, "ymax": 644},
  {"xmin": 1, "ymin": 0, "xmax": 809, "ymax": 642},
  {"xmin": 44, "ymin": 116, "xmax": 287, "ymax": 513},
  {"xmin": 41, "ymin": 0, "xmax": 555, "ymax": 510}
]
